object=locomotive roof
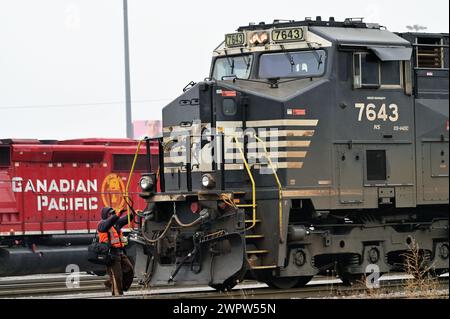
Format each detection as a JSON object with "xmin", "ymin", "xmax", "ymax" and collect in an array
[
  {"xmin": 309, "ymin": 26, "xmax": 411, "ymax": 47},
  {"xmin": 236, "ymin": 18, "xmax": 412, "ymax": 47},
  {"xmin": 217, "ymin": 18, "xmax": 415, "ymax": 58},
  {"xmin": 237, "ymin": 18, "xmax": 372, "ymax": 31}
]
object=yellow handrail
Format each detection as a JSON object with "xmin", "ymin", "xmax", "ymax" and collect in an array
[
  {"xmin": 124, "ymin": 139, "xmax": 144, "ymax": 228},
  {"xmin": 253, "ymin": 135, "xmax": 284, "ymax": 243},
  {"xmin": 232, "ymin": 135, "xmax": 257, "ymax": 231}
]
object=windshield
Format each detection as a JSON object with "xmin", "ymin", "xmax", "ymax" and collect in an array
[
  {"xmin": 259, "ymin": 50, "xmax": 326, "ymax": 79},
  {"xmin": 212, "ymin": 55, "xmax": 253, "ymax": 80}
]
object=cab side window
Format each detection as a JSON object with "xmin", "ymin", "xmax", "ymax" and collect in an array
[
  {"xmin": 380, "ymin": 61, "xmax": 402, "ymax": 87},
  {"xmin": 113, "ymin": 154, "xmax": 149, "ymax": 172},
  {"xmin": 353, "ymin": 53, "xmax": 402, "ymax": 89},
  {"xmin": 0, "ymin": 146, "xmax": 11, "ymax": 167}
]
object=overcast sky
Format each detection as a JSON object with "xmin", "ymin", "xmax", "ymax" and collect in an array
[{"xmin": 0, "ymin": 0, "xmax": 448, "ymax": 140}]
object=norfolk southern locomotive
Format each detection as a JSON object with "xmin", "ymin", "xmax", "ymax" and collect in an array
[{"xmin": 131, "ymin": 17, "xmax": 449, "ymax": 290}]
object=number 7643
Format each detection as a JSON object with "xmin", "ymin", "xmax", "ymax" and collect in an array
[{"xmin": 355, "ymin": 103, "xmax": 399, "ymax": 122}]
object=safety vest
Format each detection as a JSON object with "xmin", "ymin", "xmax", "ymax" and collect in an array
[{"xmin": 98, "ymin": 226, "xmax": 126, "ymax": 248}]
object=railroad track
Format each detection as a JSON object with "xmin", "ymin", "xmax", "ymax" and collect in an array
[
  {"xmin": 0, "ymin": 274, "xmax": 114, "ymax": 298},
  {"xmin": 196, "ymin": 278, "xmax": 449, "ymax": 299},
  {"xmin": 113, "ymin": 276, "xmax": 449, "ymax": 300},
  {"xmin": 0, "ymin": 273, "xmax": 448, "ymax": 299}
]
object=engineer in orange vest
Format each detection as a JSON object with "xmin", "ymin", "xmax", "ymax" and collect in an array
[{"xmin": 98, "ymin": 206, "xmax": 135, "ymax": 296}]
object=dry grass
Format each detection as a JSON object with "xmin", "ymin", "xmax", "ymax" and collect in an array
[
  {"xmin": 360, "ymin": 238, "xmax": 446, "ymax": 299},
  {"xmin": 402, "ymin": 239, "xmax": 442, "ymax": 299}
]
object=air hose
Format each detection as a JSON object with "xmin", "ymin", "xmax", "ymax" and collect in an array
[
  {"xmin": 141, "ymin": 202, "xmax": 207, "ymax": 244},
  {"xmin": 172, "ymin": 202, "xmax": 209, "ymax": 228},
  {"xmin": 141, "ymin": 216, "xmax": 175, "ymax": 244},
  {"xmin": 169, "ymin": 234, "xmax": 203, "ymax": 282},
  {"xmin": 168, "ymin": 245, "xmax": 198, "ymax": 283}
]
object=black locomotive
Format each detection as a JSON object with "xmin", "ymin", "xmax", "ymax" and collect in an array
[{"xmin": 130, "ymin": 17, "xmax": 449, "ymax": 290}]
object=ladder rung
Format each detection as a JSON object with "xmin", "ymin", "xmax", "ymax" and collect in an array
[
  {"xmin": 245, "ymin": 219, "xmax": 261, "ymax": 223},
  {"xmin": 250, "ymin": 265, "xmax": 277, "ymax": 270},
  {"xmin": 247, "ymin": 250, "xmax": 269, "ymax": 254},
  {"xmin": 418, "ymin": 53, "xmax": 440, "ymax": 56},
  {"xmin": 245, "ymin": 234, "xmax": 264, "ymax": 239}
]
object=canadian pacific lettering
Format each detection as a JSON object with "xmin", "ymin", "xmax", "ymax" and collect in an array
[{"xmin": 12, "ymin": 177, "xmax": 99, "ymax": 212}]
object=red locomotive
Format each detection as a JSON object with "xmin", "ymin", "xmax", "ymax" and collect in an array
[{"xmin": 0, "ymin": 138, "xmax": 158, "ymax": 276}]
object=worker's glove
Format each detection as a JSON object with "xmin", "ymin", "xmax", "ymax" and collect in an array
[{"xmin": 116, "ymin": 208, "xmax": 127, "ymax": 216}]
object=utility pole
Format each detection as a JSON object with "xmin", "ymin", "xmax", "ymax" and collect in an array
[{"xmin": 123, "ymin": 0, "xmax": 133, "ymax": 138}]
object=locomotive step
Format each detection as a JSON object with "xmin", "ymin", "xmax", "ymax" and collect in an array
[
  {"xmin": 237, "ymin": 204, "xmax": 258, "ymax": 208},
  {"xmin": 250, "ymin": 265, "xmax": 277, "ymax": 270},
  {"xmin": 244, "ymin": 219, "xmax": 261, "ymax": 223},
  {"xmin": 246, "ymin": 249, "xmax": 270, "ymax": 254},
  {"xmin": 245, "ymin": 234, "xmax": 264, "ymax": 239}
]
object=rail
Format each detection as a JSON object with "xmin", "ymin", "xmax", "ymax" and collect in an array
[
  {"xmin": 232, "ymin": 134, "xmax": 257, "ymax": 231},
  {"xmin": 163, "ymin": 133, "xmax": 227, "ymax": 191},
  {"xmin": 126, "ymin": 137, "xmax": 165, "ymax": 227},
  {"xmin": 156, "ymin": 131, "xmax": 273, "ymax": 234},
  {"xmin": 413, "ymin": 41, "xmax": 448, "ymax": 69},
  {"xmin": 253, "ymin": 135, "xmax": 284, "ymax": 243},
  {"xmin": 125, "ymin": 139, "xmax": 144, "ymax": 227},
  {"xmin": 1, "ymin": 273, "xmax": 447, "ymax": 299}
]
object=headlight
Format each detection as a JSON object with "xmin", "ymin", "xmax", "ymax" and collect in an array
[
  {"xmin": 201, "ymin": 173, "xmax": 216, "ymax": 189},
  {"xmin": 139, "ymin": 175, "xmax": 154, "ymax": 191},
  {"xmin": 249, "ymin": 31, "xmax": 269, "ymax": 45}
]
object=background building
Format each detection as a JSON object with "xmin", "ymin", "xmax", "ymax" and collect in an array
[{"xmin": 133, "ymin": 119, "xmax": 162, "ymax": 139}]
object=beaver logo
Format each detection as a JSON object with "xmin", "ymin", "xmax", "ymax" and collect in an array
[{"xmin": 101, "ymin": 174, "xmax": 126, "ymax": 211}]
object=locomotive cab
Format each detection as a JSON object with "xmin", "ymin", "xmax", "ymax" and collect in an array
[{"xmin": 133, "ymin": 18, "xmax": 449, "ymax": 290}]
